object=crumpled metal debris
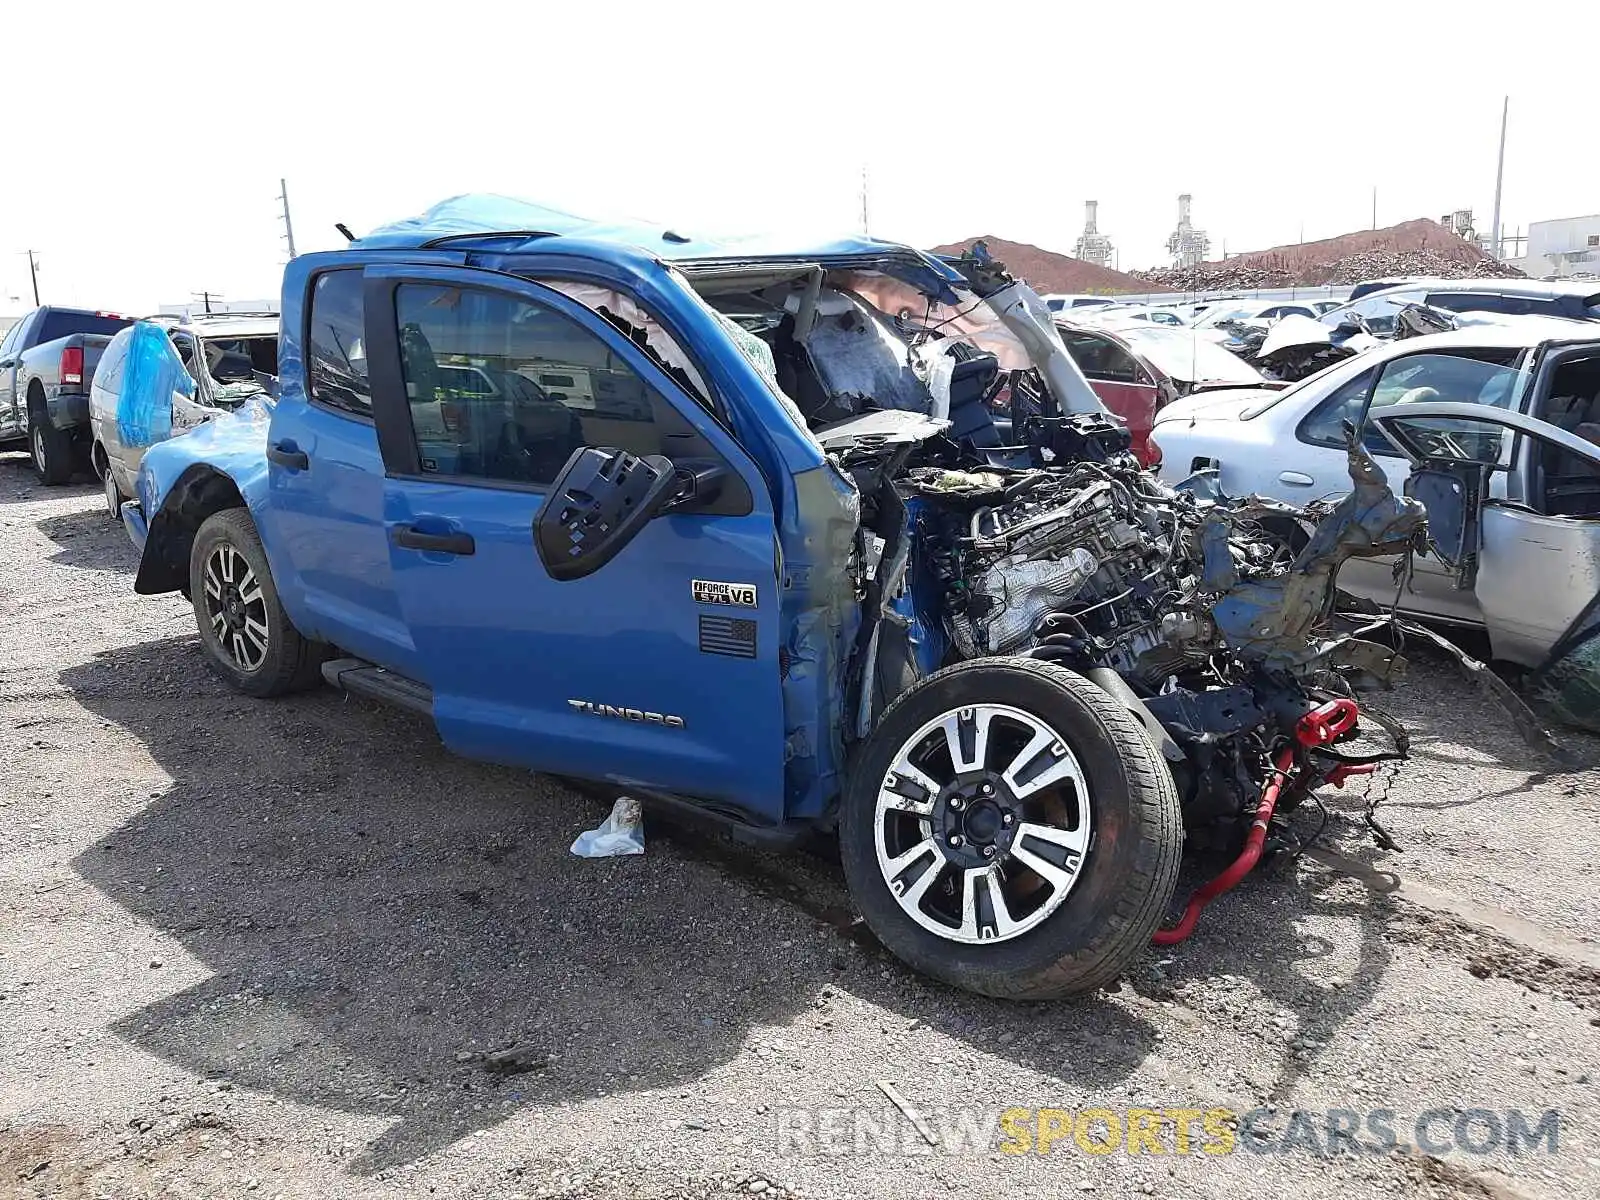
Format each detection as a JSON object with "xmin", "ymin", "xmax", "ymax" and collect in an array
[
  {"xmin": 1209, "ymin": 436, "xmax": 1427, "ymax": 668},
  {"xmin": 1254, "ymin": 314, "xmax": 1384, "ymax": 382}
]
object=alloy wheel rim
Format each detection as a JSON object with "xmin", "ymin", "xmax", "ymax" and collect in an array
[
  {"xmin": 31, "ymin": 425, "xmax": 44, "ymax": 472},
  {"xmin": 202, "ymin": 544, "xmax": 270, "ymax": 672},
  {"xmin": 104, "ymin": 469, "xmax": 120, "ymax": 516},
  {"xmin": 874, "ymin": 704, "xmax": 1092, "ymax": 944}
]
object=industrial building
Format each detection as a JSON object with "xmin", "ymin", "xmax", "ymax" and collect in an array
[{"xmin": 1508, "ymin": 214, "xmax": 1600, "ymax": 279}]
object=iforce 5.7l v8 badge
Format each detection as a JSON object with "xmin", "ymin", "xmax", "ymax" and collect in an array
[{"xmin": 692, "ymin": 579, "xmax": 758, "ymax": 608}]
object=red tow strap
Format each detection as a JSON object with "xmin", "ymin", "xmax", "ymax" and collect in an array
[{"xmin": 1151, "ymin": 699, "xmax": 1359, "ymax": 946}]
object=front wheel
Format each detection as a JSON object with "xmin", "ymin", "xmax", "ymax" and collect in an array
[
  {"xmin": 839, "ymin": 658, "xmax": 1182, "ymax": 999},
  {"xmin": 189, "ymin": 508, "xmax": 327, "ymax": 697}
]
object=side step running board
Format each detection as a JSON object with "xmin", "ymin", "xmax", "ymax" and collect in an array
[{"xmin": 322, "ymin": 657, "xmax": 434, "ymax": 717}]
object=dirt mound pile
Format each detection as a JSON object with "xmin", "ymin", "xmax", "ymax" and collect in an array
[
  {"xmin": 1132, "ymin": 219, "xmax": 1525, "ymax": 290},
  {"xmin": 932, "ymin": 235, "xmax": 1162, "ymax": 295}
]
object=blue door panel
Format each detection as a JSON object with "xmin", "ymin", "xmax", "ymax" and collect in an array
[
  {"xmin": 363, "ymin": 266, "xmax": 789, "ymax": 821},
  {"xmin": 386, "ymin": 480, "xmax": 785, "ymax": 815},
  {"xmin": 262, "ymin": 400, "xmax": 420, "ymax": 675}
]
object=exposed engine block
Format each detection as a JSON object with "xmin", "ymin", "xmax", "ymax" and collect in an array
[{"xmin": 920, "ymin": 464, "xmax": 1220, "ymax": 689}]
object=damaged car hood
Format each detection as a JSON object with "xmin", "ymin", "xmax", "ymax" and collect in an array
[{"xmin": 1153, "ymin": 389, "xmax": 1282, "ymax": 426}]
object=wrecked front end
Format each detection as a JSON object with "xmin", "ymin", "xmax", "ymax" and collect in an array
[
  {"xmin": 800, "ymin": 252, "xmax": 1433, "ymax": 947},
  {"xmin": 842, "ymin": 408, "xmax": 1423, "ymax": 859},
  {"xmin": 681, "ymin": 241, "xmax": 1434, "ymax": 993}
]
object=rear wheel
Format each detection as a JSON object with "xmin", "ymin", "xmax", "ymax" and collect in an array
[
  {"xmin": 29, "ymin": 410, "xmax": 74, "ymax": 485},
  {"xmin": 101, "ymin": 458, "xmax": 125, "ymax": 520},
  {"xmin": 839, "ymin": 658, "xmax": 1182, "ymax": 999},
  {"xmin": 189, "ymin": 508, "xmax": 327, "ymax": 697}
]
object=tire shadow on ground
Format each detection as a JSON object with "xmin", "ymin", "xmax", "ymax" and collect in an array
[
  {"xmin": 0, "ymin": 450, "xmax": 97, "ymax": 501},
  {"xmin": 65, "ymin": 634, "xmax": 1165, "ymax": 1173},
  {"xmin": 35, "ymin": 506, "xmax": 136, "ymax": 572}
]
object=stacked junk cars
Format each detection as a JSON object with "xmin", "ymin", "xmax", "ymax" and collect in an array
[{"xmin": 1147, "ymin": 279, "xmax": 1600, "ymax": 750}]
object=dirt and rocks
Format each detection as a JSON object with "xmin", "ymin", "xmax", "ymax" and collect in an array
[
  {"xmin": 1133, "ymin": 219, "xmax": 1527, "ymax": 292},
  {"xmin": 932, "ymin": 236, "xmax": 1162, "ymax": 296},
  {"xmin": 3, "ymin": 454, "xmax": 1600, "ymax": 1199}
]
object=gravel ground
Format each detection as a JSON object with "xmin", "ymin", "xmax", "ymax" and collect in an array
[{"xmin": 2, "ymin": 452, "xmax": 1598, "ymax": 1200}]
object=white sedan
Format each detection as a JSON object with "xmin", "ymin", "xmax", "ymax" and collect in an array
[{"xmin": 1149, "ymin": 318, "xmax": 1600, "ymax": 665}]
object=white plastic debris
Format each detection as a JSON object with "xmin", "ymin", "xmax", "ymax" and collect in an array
[{"xmin": 570, "ymin": 796, "xmax": 645, "ymax": 858}]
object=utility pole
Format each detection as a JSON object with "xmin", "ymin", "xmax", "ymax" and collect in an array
[
  {"xmin": 1490, "ymin": 95, "xmax": 1509, "ymax": 260},
  {"xmin": 25, "ymin": 250, "xmax": 40, "ymax": 305},
  {"xmin": 277, "ymin": 178, "xmax": 297, "ymax": 259},
  {"xmin": 191, "ymin": 290, "xmax": 222, "ymax": 315},
  {"xmin": 1371, "ymin": 186, "xmax": 1377, "ymax": 231},
  {"xmin": 859, "ymin": 165, "xmax": 870, "ymax": 237}
]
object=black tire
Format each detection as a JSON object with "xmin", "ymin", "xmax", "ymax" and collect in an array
[
  {"xmin": 100, "ymin": 455, "xmax": 125, "ymax": 521},
  {"xmin": 839, "ymin": 657, "xmax": 1182, "ymax": 999},
  {"xmin": 189, "ymin": 508, "xmax": 327, "ymax": 697},
  {"xmin": 28, "ymin": 405, "xmax": 74, "ymax": 485}
]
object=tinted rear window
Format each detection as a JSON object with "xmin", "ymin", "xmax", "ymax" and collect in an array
[{"xmin": 37, "ymin": 311, "xmax": 132, "ymax": 342}]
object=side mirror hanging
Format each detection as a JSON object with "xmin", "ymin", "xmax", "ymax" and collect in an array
[{"xmin": 534, "ymin": 446, "xmax": 678, "ymax": 582}]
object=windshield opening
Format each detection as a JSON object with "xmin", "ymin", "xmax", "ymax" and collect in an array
[{"xmin": 203, "ymin": 336, "xmax": 279, "ymax": 387}]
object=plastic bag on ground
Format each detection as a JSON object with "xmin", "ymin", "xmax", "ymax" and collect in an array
[{"xmin": 570, "ymin": 796, "xmax": 645, "ymax": 857}]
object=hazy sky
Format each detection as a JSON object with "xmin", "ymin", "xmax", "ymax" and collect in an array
[{"xmin": 2, "ymin": 2, "xmax": 1596, "ymax": 314}]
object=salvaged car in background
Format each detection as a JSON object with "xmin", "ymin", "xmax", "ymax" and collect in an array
[
  {"xmin": 1072, "ymin": 304, "xmax": 1189, "ymax": 327},
  {"xmin": 1319, "ymin": 278, "xmax": 1600, "ymax": 337},
  {"xmin": 90, "ymin": 313, "xmax": 280, "ymax": 518},
  {"xmin": 1248, "ymin": 281, "xmax": 1600, "ymax": 383},
  {"xmin": 123, "ymin": 195, "xmax": 1424, "ymax": 999},
  {"xmin": 1055, "ymin": 320, "xmax": 1279, "ymax": 466},
  {"xmin": 1152, "ymin": 319, "xmax": 1600, "ymax": 669}
]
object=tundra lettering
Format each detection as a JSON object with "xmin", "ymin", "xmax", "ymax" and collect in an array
[{"xmin": 568, "ymin": 700, "xmax": 686, "ymax": 729}]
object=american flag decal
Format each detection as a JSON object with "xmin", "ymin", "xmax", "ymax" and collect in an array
[{"xmin": 699, "ymin": 614, "xmax": 757, "ymax": 659}]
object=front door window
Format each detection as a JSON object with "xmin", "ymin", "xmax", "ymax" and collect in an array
[{"xmin": 392, "ymin": 283, "xmax": 710, "ymax": 487}]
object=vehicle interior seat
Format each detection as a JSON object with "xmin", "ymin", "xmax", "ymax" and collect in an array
[
  {"xmin": 208, "ymin": 349, "xmax": 256, "ymax": 382},
  {"xmin": 400, "ymin": 322, "xmax": 443, "ymax": 406},
  {"xmin": 1538, "ymin": 356, "xmax": 1600, "ymax": 516}
]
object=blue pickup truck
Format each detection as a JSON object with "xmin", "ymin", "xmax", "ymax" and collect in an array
[{"xmin": 122, "ymin": 196, "xmax": 1416, "ymax": 998}]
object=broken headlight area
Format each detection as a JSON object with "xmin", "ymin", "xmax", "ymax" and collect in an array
[{"xmin": 841, "ymin": 414, "xmax": 1424, "ymax": 858}]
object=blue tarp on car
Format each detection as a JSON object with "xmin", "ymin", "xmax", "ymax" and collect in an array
[
  {"xmin": 117, "ymin": 321, "xmax": 195, "ymax": 448},
  {"xmin": 350, "ymin": 194, "xmax": 967, "ymax": 302}
]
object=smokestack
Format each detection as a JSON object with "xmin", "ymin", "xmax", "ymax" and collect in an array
[
  {"xmin": 1073, "ymin": 200, "xmax": 1115, "ymax": 268},
  {"xmin": 1166, "ymin": 194, "xmax": 1209, "ymax": 268}
]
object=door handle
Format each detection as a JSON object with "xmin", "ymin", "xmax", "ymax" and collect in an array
[
  {"xmin": 395, "ymin": 525, "xmax": 475, "ymax": 556},
  {"xmin": 1278, "ymin": 470, "xmax": 1315, "ymax": 487},
  {"xmin": 267, "ymin": 442, "xmax": 309, "ymax": 470}
]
